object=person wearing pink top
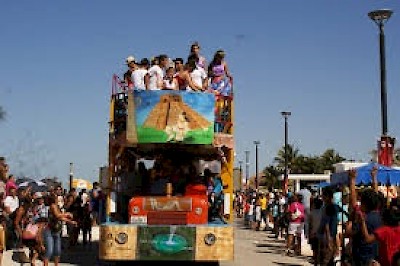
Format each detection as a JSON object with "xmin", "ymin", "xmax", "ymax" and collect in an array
[
  {"xmin": 286, "ymin": 194, "xmax": 305, "ymax": 256},
  {"xmin": 5, "ymin": 174, "xmax": 17, "ymax": 196}
]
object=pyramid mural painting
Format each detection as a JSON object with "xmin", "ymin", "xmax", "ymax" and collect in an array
[{"xmin": 133, "ymin": 90, "xmax": 215, "ymax": 144}]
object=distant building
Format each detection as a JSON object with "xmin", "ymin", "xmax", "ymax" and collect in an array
[
  {"xmin": 281, "ymin": 173, "xmax": 331, "ymax": 192},
  {"xmin": 233, "ymin": 167, "xmax": 242, "ymax": 191},
  {"xmin": 333, "ymin": 161, "xmax": 369, "ymax": 173},
  {"xmin": 99, "ymin": 166, "xmax": 108, "ymax": 188}
]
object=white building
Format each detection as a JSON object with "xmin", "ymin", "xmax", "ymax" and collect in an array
[
  {"xmin": 282, "ymin": 172, "xmax": 331, "ymax": 192},
  {"xmin": 333, "ymin": 161, "xmax": 369, "ymax": 173}
]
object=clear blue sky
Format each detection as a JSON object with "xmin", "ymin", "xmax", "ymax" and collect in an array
[{"xmin": 1, "ymin": 1, "xmax": 400, "ymax": 187}]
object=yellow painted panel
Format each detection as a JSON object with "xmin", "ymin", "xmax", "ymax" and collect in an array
[
  {"xmin": 99, "ymin": 225, "xmax": 137, "ymax": 261},
  {"xmin": 195, "ymin": 226, "xmax": 234, "ymax": 261}
]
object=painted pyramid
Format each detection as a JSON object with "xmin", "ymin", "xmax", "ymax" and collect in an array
[{"xmin": 143, "ymin": 94, "xmax": 211, "ymax": 130}]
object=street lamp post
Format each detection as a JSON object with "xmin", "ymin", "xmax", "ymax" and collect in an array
[
  {"xmin": 245, "ymin": 150, "xmax": 250, "ymax": 189},
  {"xmin": 69, "ymin": 162, "xmax": 74, "ymax": 192},
  {"xmin": 238, "ymin": 160, "xmax": 243, "ymax": 189},
  {"xmin": 254, "ymin": 141, "xmax": 260, "ymax": 190},
  {"xmin": 368, "ymin": 9, "xmax": 395, "ymax": 166},
  {"xmin": 281, "ymin": 111, "xmax": 291, "ymax": 195}
]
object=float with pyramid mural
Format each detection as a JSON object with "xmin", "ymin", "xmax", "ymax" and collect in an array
[
  {"xmin": 100, "ymin": 62, "xmax": 235, "ymax": 263},
  {"xmin": 133, "ymin": 90, "xmax": 215, "ymax": 144}
]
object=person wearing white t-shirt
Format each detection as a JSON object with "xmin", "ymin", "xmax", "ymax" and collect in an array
[
  {"xmin": 4, "ymin": 187, "xmax": 19, "ymax": 214},
  {"xmin": 163, "ymin": 67, "xmax": 178, "ymax": 90},
  {"xmin": 148, "ymin": 54, "xmax": 169, "ymax": 90},
  {"xmin": 132, "ymin": 58, "xmax": 150, "ymax": 90},
  {"xmin": 190, "ymin": 66, "xmax": 207, "ymax": 91}
]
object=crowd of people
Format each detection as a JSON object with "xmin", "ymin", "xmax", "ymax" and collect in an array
[
  {"xmin": 235, "ymin": 168, "xmax": 400, "ymax": 266},
  {"xmin": 121, "ymin": 42, "xmax": 233, "ymax": 96},
  {"xmin": 0, "ymin": 156, "xmax": 105, "ymax": 266}
]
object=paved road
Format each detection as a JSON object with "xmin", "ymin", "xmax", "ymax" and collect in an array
[
  {"xmin": 221, "ymin": 220, "xmax": 312, "ymax": 266},
  {"xmin": 3, "ymin": 220, "xmax": 312, "ymax": 266}
]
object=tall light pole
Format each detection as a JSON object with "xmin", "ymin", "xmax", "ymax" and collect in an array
[
  {"xmin": 238, "ymin": 160, "xmax": 243, "ymax": 190},
  {"xmin": 69, "ymin": 162, "xmax": 74, "ymax": 192},
  {"xmin": 253, "ymin": 141, "xmax": 260, "ymax": 190},
  {"xmin": 245, "ymin": 150, "xmax": 250, "ymax": 189},
  {"xmin": 281, "ymin": 111, "xmax": 291, "ymax": 195},
  {"xmin": 368, "ymin": 9, "xmax": 395, "ymax": 166}
]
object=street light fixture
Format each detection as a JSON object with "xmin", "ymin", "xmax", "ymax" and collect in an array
[
  {"xmin": 368, "ymin": 9, "xmax": 394, "ymax": 166},
  {"xmin": 69, "ymin": 162, "xmax": 74, "ymax": 192},
  {"xmin": 238, "ymin": 160, "xmax": 243, "ymax": 189},
  {"xmin": 253, "ymin": 141, "xmax": 260, "ymax": 190},
  {"xmin": 281, "ymin": 111, "xmax": 291, "ymax": 195}
]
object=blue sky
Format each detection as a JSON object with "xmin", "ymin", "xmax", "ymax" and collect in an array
[{"xmin": 1, "ymin": 1, "xmax": 400, "ymax": 187}]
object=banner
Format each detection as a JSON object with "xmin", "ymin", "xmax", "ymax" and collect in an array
[{"xmin": 133, "ymin": 91, "xmax": 215, "ymax": 144}]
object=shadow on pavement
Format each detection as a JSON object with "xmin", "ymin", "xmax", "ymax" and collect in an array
[
  {"xmin": 58, "ymin": 239, "xmax": 99, "ymax": 265},
  {"xmin": 256, "ymin": 250, "xmax": 284, "ymax": 255},
  {"xmin": 106, "ymin": 261, "xmax": 220, "ymax": 266},
  {"xmin": 255, "ymin": 243, "xmax": 284, "ymax": 248},
  {"xmin": 58, "ymin": 239, "xmax": 220, "ymax": 266},
  {"xmin": 272, "ymin": 263, "xmax": 304, "ymax": 266}
]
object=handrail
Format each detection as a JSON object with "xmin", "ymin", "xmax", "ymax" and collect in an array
[{"xmin": 111, "ymin": 74, "xmax": 126, "ymax": 95}]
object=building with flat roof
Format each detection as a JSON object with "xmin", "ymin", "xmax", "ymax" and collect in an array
[
  {"xmin": 333, "ymin": 161, "xmax": 369, "ymax": 173},
  {"xmin": 282, "ymin": 173, "xmax": 331, "ymax": 192}
]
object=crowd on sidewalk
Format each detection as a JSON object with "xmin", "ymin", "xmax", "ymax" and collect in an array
[
  {"xmin": 234, "ymin": 169, "xmax": 400, "ymax": 266},
  {"xmin": 0, "ymin": 156, "xmax": 105, "ymax": 266}
]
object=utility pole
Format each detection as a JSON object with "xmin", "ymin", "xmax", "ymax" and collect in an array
[
  {"xmin": 254, "ymin": 141, "xmax": 260, "ymax": 190},
  {"xmin": 281, "ymin": 111, "xmax": 291, "ymax": 195},
  {"xmin": 69, "ymin": 162, "xmax": 74, "ymax": 192},
  {"xmin": 238, "ymin": 160, "xmax": 243, "ymax": 190},
  {"xmin": 368, "ymin": 9, "xmax": 395, "ymax": 166}
]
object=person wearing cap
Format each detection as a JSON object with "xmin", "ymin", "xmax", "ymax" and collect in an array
[
  {"xmin": 123, "ymin": 56, "xmax": 136, "ymax": 91},
  {"xmin": 125, "ymin": 55, "xmax": 136, "ymax": 66}
]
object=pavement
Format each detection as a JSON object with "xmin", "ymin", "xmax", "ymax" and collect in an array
[
  {"xmin": 2, "ymin": 226, "xmax": 101, "ymax": 266},
  {"xmin": 220, "ymin": 221, "xmax": 313, "ymax": 266},
  {"xmin": 2, "ymin": 222, "xmax": 315, "ymax": 266}
]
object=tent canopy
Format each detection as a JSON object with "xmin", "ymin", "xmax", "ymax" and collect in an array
[{"xmin": 331, "ymin": 162, "xmax": 400, "ymax": 186}]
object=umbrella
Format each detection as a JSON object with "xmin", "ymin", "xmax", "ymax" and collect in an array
[
  {"xmin": 18, "ymin": 180, "xmax": 48, "ymax": 193},
  {"xmin": 316, "ymin": 181, "xmax": 331, "ymax": 188},
  {"xmin": 16, "ymin": 177, "xmax": 34, "ymax": 186},
  {"xmin": 40, "ymin": 178, "xmax": 62, "ymax": 189}
]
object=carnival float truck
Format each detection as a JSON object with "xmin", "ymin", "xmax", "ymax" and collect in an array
[{"xmin": 98, "ymin": 75, "xmax": 235, "ymax": 264}]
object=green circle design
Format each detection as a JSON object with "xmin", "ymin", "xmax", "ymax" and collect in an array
[{"xmin": 152, "ymin": 234, "xmax": 188, "ymax": 254}]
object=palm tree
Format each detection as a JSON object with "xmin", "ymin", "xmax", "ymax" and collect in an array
[
  {"xmin": 318, "ymin": 149, "xmax": 346, "ymax": 173},
  {"xmin": 274, "ymin": 144, "xmax": 300, "ymax": 173},
  {"xmin": 261, "ymin": 165, "xmax": 281, "ymax": 189}
]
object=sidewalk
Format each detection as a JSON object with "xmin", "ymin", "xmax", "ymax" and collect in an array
[
  {"xmin": 228, "ymin": 219, "xmax": 313, "ymax": 266},
  {"xmin": 2, "ymin": 226, "xmax": 100, "ymax": 265}
]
